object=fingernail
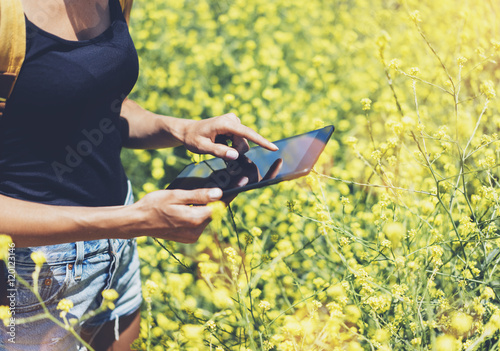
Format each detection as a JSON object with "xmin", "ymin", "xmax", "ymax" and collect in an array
[
  {"xmin": 237, "ymin": 176, "xmax": 249, "ymax": 187},
  {"xmin": 271, "ymin": 143, "xmax": 279, "ymax": 150},
  {"xmin": 226, "ymin": 149, "xmax": 239, "ymax": 160},
  {"xmin": 208, "ymin": 188, "xmax": 223, "ymax": 200}
]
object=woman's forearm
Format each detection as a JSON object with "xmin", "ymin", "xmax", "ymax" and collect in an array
[
  {"xmin": 120, "ymin": 98, "xmax": 193, "ymax": 149},
  {"xmin": 120, "ymin": 99, "xmax": 278, "ymax": 159},
  {"xmin": 0, "ymin": 187, "xmax": 221, "ymax": 248},
  {"xmin": 0, "ymin": 194, "xmax": 139, "ymax": 248}
]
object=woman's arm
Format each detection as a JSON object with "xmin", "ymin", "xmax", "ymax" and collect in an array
[
  {"xmin": 0, "ymin": 187, "xmax": 223, "ymax": 248},
  {"xmin": 120, "ymin": 98, "xmax": 278, "ymax": 158}
]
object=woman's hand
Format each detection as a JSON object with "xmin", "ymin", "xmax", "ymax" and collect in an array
[
  {"xmin": 129, "ymin": 187, "xmax": 223, "ymax": 243},
  {"xmin": 180, "ymin": 113, "xmax": 278, "ymax": 161}
]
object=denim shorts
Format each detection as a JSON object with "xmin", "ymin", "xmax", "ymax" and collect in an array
[{"xmin": 0, "ymin": 181, "xmax": 142, "ymax": 350}]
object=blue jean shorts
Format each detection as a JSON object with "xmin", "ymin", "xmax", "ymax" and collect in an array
[{"xmin": 0, "ymin": 182, "xmax": 142, "ymax": 350}]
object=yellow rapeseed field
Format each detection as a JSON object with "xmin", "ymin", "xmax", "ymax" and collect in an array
[{"xmin": 125, "ymin": 0, "xmax": 500, "ymax": 349}]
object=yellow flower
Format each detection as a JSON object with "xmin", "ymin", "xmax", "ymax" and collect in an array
[
  {"xmin": 151, "ymin": 167, "xmax": 164, "ymax": 180},
  {"xmin": 481, "ymin": 80, "xmax": 496, "ymax": 99},
  {"xmin": 30, "ymin": 251, "xmax": 46, "ymax": 267},
  {"xmin": 57, "ymin": 299, "xmax": 73, "ymax": 312},
  {"xmin": 311, "ymin": 300, "xmax": 322, "ymax": 311},
  {"xmin": 344, "ymin": 305, "xmax": 361, "ymax": 323},
  {"xmin": 199, "ymin": 261, "xmax": 219, "ymax": 281},
  {"xmin": 279, "ymin": 340, "xmax": 294, "ymax": 351},
  {"xmin": 339, "ymin": 237, "xmax": 351, "ymax": 247},
  {"xmin": 409, "ymin": 10, "xmax": 422, "ymax": 23},
  {"xmin": 481, "ymin": 286, "xmax": 495, "ymax": 300},
  {"xmin": 305, "ymin": 173, "xmax": 320, "ymax": 191},
  {"xmin": 485, "ymin": 311, "xmax": 500, "ymax": 336},
  {"xmin": 347, "ymin": 341, "xmax": 364, "ymax": 351},
  {"xmin": 371, "ymin": 150, "xmax": 382, "ymax": 162},
  {"xmin": 250, "ymin": 226, "xmax": 262, "ymax": 237},
  {"xmin": 408, "ymin": 66, "xmax": 420, "ymax": 76},
  {"xmin": 383, "ymin": 222, "xmax": 404, "ymax": 248},
  {"xmin": 313, "ymin": 118, "xmax": 325, "ymax": 129},
  {"xmin": 224, "ymin": 247, "xmax": 237, "ymax": 260},
  {"xmin": 388, "ymin": 59, "xmax": 401, "ymax": 69},
  {"xmin": 102, "ymin": 289, "xmax": 119, "ymax": 302},
  {"xmin": 395, "ymin": 256, "xmax": 406, "ymax": 267},
  {"xmin": 142, "ymin": 182, "xmax": 157, "ymax": 193},
  {"xmin": 206, "ymin": 320, "xmax": 216, "ymax": 330},
  {"xmin": 181, "ymin": 324, "xmax": 204, "ymax": 340},
  {"xmin": 208, "ymin": 201, "xmax": 226, "ymax": 225},
  {"xmin": 0, "ymin": 235, "xmax": 13, "ymax": 261},
  {"xmin": 282, "ymin": 316, "xmax": 303, "ymax": 336},
  {"xmin": 373, "ymin": 329, "xmax": 390, "ymax": 343},
  {"xmin": 376, "ymin": 32, "xmax": 390, "ymax": 50},
  {"xmin": 456, "ymin": 56, "xmax": 467, "ymax": 66},
  {"xmin": 430, "ymin": 245, "xmax": 444, "ymax": 258},
  {"xmin": 317, "ymin": 210, "xmax": 330, "ymax": 222},
  {"xmin": 157, "ymin": 313, "xmax": 178, "ymax": 331},
  {"xmin": 223, "ymin": 93, "xmax": 235, "ymax": 104},
  {"xmin": 381, "ymin": 239, "xmax": 392, "ymax": 250},
  {"xmin": 259, "ymin": 300, "xmax": 271, "ymax": 311},
  {"xmin": 145, "ymin": 279, "xmax": 159, "ymax": 297},
  {"xmin": 345, "ymin": 136, "xmax": 358, "ymax": 147},
  {"xmin": 361, "ymin": 98, "xmax": 372, "ymax": 111},
  {"xmin": 435, "ymin": 334, "xmax": 457, "ymax": 351},
  {"xmin": 366, "ymin": 295, "xmax": 391, "ymax": 313},
  {"xmin": 411, "ymin": 337, "xmax": 421, "ymax": 345},
  {"xmin": 0, "ymin": 305, "xmax": 11, "ymax": 326},
  {"xmin": 391, "ymin": 284, "xmax": 409, "ymax": 299},
  {"xmin": 151, "ymin": 157, "xmax": 163, "ymax": 168},
  {"xmin": 57, "ymin": 299, "xmax": 74, "ymax": 317},
  {"xmin": 450, "ymin": 311, "xmax": 473, "ymax": 336}
]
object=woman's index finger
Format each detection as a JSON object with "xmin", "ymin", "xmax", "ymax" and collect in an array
[{"xmin": 225, "ymin": 124, "xmax": 279, "ymax": 152}]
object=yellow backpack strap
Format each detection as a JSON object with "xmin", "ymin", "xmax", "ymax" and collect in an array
[
  {"xmin": 119, "ymin": 0, "xmax": 134, "ymax": 25},
  {"xmin": 0, "ymin": 0, "xmax": 26, "ymax": 102}
]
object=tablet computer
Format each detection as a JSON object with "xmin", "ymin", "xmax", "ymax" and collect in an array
[{"xmin": 166, "ymin": 125, "xmax": 334, "ymax": 197}]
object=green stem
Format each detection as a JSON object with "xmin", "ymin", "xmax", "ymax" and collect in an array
[{"xmin": 15, "ymin": 273, "xmax": 95, "ymax": 351}]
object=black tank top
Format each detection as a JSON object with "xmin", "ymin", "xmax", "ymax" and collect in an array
[{"xmin": 0, "ymin": 0, "xmax": 139, "ymax": 207}]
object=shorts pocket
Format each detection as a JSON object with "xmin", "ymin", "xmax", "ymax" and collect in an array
[{"xmin": 14, "ymin": 261, "xmax": 71, "ymax": 313}]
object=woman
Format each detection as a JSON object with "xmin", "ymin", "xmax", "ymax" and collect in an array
[{"xmin": 0, "ymin": 0, "xmax": 277, "ymax": 349}]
